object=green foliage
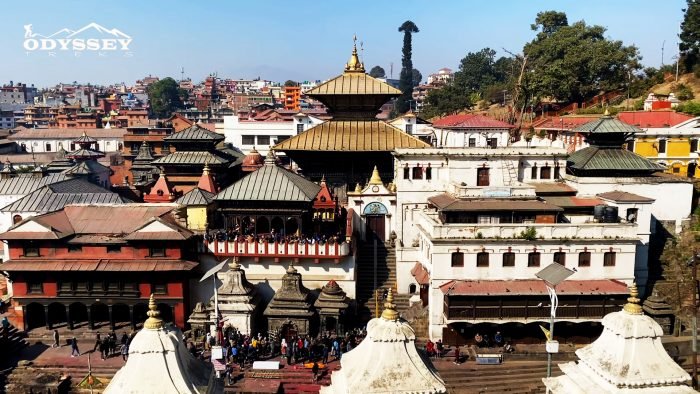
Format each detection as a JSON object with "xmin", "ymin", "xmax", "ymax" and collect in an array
[
  {"xmin": 675, "ymin": 83, "xmax": 695, "ymax": 100},
  {"xmin": 530, "ymin": 10, "xmax": 568, "ymax": 35},
  {"xmin": 421, "ymin": 84, "xmax": 473, "ymax": 118},
  {"xmin": 518, "ymin": 227, "xmax": 538, "ymax": 241},
  {"xmin": 284, "ymin": 80, "xmax": 298, "ymax": 87},
  {"xmin": 575, "ymin": 106, "xmax": 620, "ymax": 115},
  {"xmin": 412, "ymin": 69, "xmax": 423, "ymax": 86},
  {"xmin": 395, "ymin": 20, "xmax": 420, "ymax": 115},
  {"xmin": 524, "ymin": 13, "xmax": 641, "ymax": 105},
  {"xmin": 633, "ymin": 99, "xmax": 645, "ymax": 111},
  {"xmin": 147, "ymin": 77, "xmax": 185, "ymax": 119},
  {"xmin": 681, "ymin": 0, "xmax": 700, "ymax": 69},
  {"xmin": 676, "ymin": 101, "xmax": 700, "ymax": 116},
  {"xmin": 369, "ymin": 66, "xmax": 386, "ymax": 78}
]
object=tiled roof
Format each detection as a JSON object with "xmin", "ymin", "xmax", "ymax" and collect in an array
[
  {"xmin": 272, "ymin": 120, "xmax": 430, "ymax": 151},
  {"xmin": 151, "ymin": 150, "xmax": 236, "ymax": 166},
  {"xmin": 61, "ymin": 160, "xmax": 109, "ymax": 176},
  {"xmin": 306, "ymin": 73, "xmax": 401, "ymax": 96},
  {"xmin": 216, "ymin": 158, "xmax": 320, "ymax": 202},
  {"xmin": 0, "ymin": 259, "xmax": 198, "ymax": 272},
  {"xmin": 0, "ymin": 174, "xmax": 67, "ymax": 196},
  {"xmin": 8, "ymin": 128, "xmax": 126, "ymax": 140},
  {"xmin": 411, "ymin": 262, "xmax": 430, "ymax": 285},
  {"xmin": 1, "ymin": 178, "xmax": 126, "ymax": 213},
  {"xmin": 164, "ymin": 124, "xmax": 224, "ymax": 142},
  {"xmin": 573, "ymin": 115, "xmax": 641, "ymax": 134},
  {"xmin": 617, "ymin": 111, "xmax": 693, "ymax": 128},
  {"xmin": 67, "ymin": 148, "xmax": 104, "ymax": 159},
  {"xmin": 432, "ymin": 114, "xmax": 514, "ymax": 129},
  {"xmin": 597, "ymin": 191, "xmax": 655, "ymax": 203},
  {"xmin": 176, "ymin": 188, "xmax": 214, "ymax": 206},
  {"xmin": 428, "ymin": 193, "xmax": 563, "ymax": 212},
  {"xmin": 567, "ymin": 147, "xmax": 665, "ymax": 172},
  {"xmin": 542, "ymin": 196, "xmax": 604, "ymax": 208},
  {"xmin": 440, "ymin": 279, "xmax": 629, "ymax": 296},
  {"xmin": 531, "ymin": 182, "xmax": 577, "ymax": 195}
]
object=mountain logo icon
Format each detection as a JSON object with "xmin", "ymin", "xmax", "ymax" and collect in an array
[{"xmin": 23, "ymin": 23, "xmax": 133, "ymax": 52}]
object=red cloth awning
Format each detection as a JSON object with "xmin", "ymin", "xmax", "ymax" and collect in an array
[
  {"xmin": 440, "ymin": 279, "xmax": 628, "ymax": 296},
  {"xmin": 0, "ymin": 259, "xmax": 198, "ymax": 272},
  {"xmin": 411, "ymin": 262, "xmax": 430, "ymax": 285}
]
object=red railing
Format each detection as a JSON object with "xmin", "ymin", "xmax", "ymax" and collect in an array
[{"xmin": 206, "ymin": 239, "xmax": 351, "ymax": 259}]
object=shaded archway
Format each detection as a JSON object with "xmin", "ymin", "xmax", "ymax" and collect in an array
[
  {"xmin": 256, "ymin": 217, "xmax": 270, "ymax": 234},
  {"xmin": 271, "ymin": 217, "xmax": 284, "ymax": 234},
  {"xmin": 91, "ymin": 303, "xmax": 109, "ymax": 329},
  {"xmin": 285, "ymin": 218, "xmax": 299, "ymax": 235},
  {"xmin": 280, "ymin": 322, "xmax": 298, "ymax": 343},
  {"xmin": 48, "ymin": 303, "xmax": 67, "ymax": 329},
  {"xmin": 112, "ymin": 303, "xmax": 131, "ymax": 330},
  {"xmin": 157, "ymin": 303, "xmax": 173, "ymax": 323},
  {"xmin": 25, "ymin": 302, "xmax": 46, "ymax": 330},
  {"xmin": 133, "ymin": 303, "xmax": 148, "ymax": 329},
  {"xmin": 69, "ymin": 302, "xmax": 88, "ymax": 329}
]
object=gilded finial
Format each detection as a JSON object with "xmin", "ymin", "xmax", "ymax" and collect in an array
[
  {"xmin": 287, "ymin": 262, "xmax": 297, "ymax": 274},
  {"xmin": 603, "ymin": 108, "xmax": 611, "ymax": 117},
  {"xmin": 144, "ymin": 293, "xmax": 164, "ymax": 329},
  {"xmin": 623, "ymin": 282, "xmax": 643, "ymax": 315},
  {"xmin": 344, "ymin": 34, "xmax": 365, "ymax": 73},
  {"xmin": 381, "ymin": 288, "xmax": 399, "ymax": 321},
  {"xmin": 354, "ymin": 182, "xmax": 362, "ymax": 194},
  {"xmin": 229, "ymin": 257, "xmax": 241, "ymax": 270},
  {"xmin": 368, "ymin": 165, "xmax": 383, "ymax": 185},
  {"xmin": 264, "ymin": 149, "xmax": 276, "ymax": 165},
  {"xmin": 202, "ymin": 163, "xmax": 210, "ymax": 175}
]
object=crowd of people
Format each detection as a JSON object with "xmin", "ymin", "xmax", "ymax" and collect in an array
[
  {"xmin": 52, "ymin": 329, "xmax": 135, "ymax": 361},
  {"xmin": 205, "ymin": 228, "xmax": 346, "ymax": 246}
]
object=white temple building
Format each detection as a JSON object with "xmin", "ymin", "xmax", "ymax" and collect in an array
[
  {"xmin": 543, "ymin": 284, "xmax": 694, "ymax": 393},
  {"xmin": 104, "ymin": 294, "xmax": 212, "ymax": 394},
  {"xmin": 321, "ymin": 289, "xmax": 446, "ymax": 394}
]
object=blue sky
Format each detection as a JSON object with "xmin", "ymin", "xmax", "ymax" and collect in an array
[{"xmin": 0, "ymin": 0, "xmax": 687, "ymax": 87}]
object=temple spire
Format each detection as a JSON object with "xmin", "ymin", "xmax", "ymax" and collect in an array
[
  {"xmin": 623, "ymin": 282, "xmax": 643, "ymax": 315},
  {"xmin": 368, "ymin": 165, "xmax": 383, "ymax": 185},
  {"xmin": 381, "ymin": 288, "xmax": 399, "ymax": 321},
  {"xmin": 144, "ymin": 294, "xmax": 164, "ymax": 329},
  {"xmin": 344, "ymin": 34, "xmax": 365, "ymax": 73}
]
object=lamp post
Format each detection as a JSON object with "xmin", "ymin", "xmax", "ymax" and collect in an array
[{"xmin": 536, "ymin": 262, "xmax": 575, "ymax": 379}]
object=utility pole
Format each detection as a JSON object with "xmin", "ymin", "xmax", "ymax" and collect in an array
[{"xmin": 662, "ymin": 40, "xmax": 666, "ymax": 68}]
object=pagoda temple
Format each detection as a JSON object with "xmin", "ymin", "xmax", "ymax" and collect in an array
[
  {"xmin": 46, "ymin": 147, "xmax": 74, "ymax": 174},
  {"xmin": 63, "ymin": 131, "xmax": 111, "ymax": 187},
  {"xmin": 210, "ymin": 257, "xmax": 260, "ymax": 336},
  {"xmin": 314, "ymin": 279, "xmax": 349, "ymax": 335},
  {"xmin": 273, "ymin": 37, "xmax": 429, "ymax": 197},
  {"xmin": 264, "ymin": 263, "xmax": 314, "ymax": 340},
  {"xmin": 130, "ymin": 141, "xmax": 159, "ymax": 188}
]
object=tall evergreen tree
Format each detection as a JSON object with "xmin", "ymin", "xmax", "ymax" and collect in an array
[
  {"xmin": 396, "ymin": 21, "xmax": 419, "ymax": 114},
  {"xmin": 681, "ymin": 0, "xmax": 700, "ymax": 69},
  {"xmin": 147, "ymin": 77, "xmax": 185, "ymax": 119}
]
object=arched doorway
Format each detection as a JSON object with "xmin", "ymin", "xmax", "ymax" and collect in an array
[
  {"xmin": 285, "ymin": 218, "xmax": 299, "ymax": 235},
  {"xmin": 689, "ymin": 162, "xmax": 697, "ymax": 178},
  {"xmin": 112, "ymin": 304, "xmax": 131, "ymax": 330},
  {"xmin": 280, "ymin": 322, "xmax": 298, "ymax": 342},
  {"xmin": 48, "ymin": 303, "xmax": 67, "ymax": 329},
  {"xmin": 158, "ymin": 303, "xmax": 173, "ymax": 323},
  {"xmin": 69, "ymin": 303, "xmax": 88, "ymax": 329},
  {"xmin": 91, "ymin": 303, "xmax": 109, "ymax": 329},
  {"xmin": 271, "ymin": 217, "xmax": 284, "ymax": 234},
  {"xmin": 363, "ymin": 202, "xmax": 388, "ymax": 242},
  {"xmin": 133, "ymin": 303, "xmax": 148, "ymax": 329},
  {"xmin": 25, "ymin": 303, "xmax": 45, "ymax": 330}
]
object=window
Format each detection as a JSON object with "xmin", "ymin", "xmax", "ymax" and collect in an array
[
  {"xmin": 531, "ymin": 165, "xmax": 538, "ymax": 179},
  {"xmin": 468, "ymin": 138, "xmax": 476, "ymax": 148},
  {"xmin": 296, "ymin": 123, "xmax": 304, "ymax": 134},
  {"xmin": 540, "ymin": 166, "xmax": 551, "ymax": 179},
  {"xmin": 276, "ymin": 135, "xmax": 290, "ymax": 143},
  {"xmin": 578, "ymin": 252, "xmax": 591, "ymax": 267},
  {"xmin": 626, "ymin": 141, "xmax": 635, "ymax": 151},
  {"xmin": 658, "ymin": 139, "xmax": 667, "ymax": 153},
  {"xmin": 27, "ymin": 281, "xmax": 43, "ymax": 294},
  {"xmin": 554, "ymin": 166, "xmax": 560, "ymax": 179},
  {"xmin": 502, "ymin": 252, "xmax": 515, "ymax": 267},
  {"xmin": 625, "ymin": 208, "xmax": 638, "ymax": 223},
  {"xmin": 487, "ymin": 138, "xmax": 497, "ymax": 148},
  {"xmin": 405, "ymin": 124, "xmax": 413, "ymax": 134},
  {"xmin": 23, "ymin": 245, "xmax": 39, "ymax": 257},
  {"xmin": 673, "ymin": 166, "xmax": 681, "ymax": 174},
  {"xmin": 153, "ymin": 282, "xmax": 167, "ymax": 294},
  {"xmin": 477, "ymin": 167, "xmax": 490, "ymax": 186},
  {"xmin": 12, "ymin": 215, "xmax": 22, "ymax": 224},
  {"xmin": 403, "ymin": 167, "xmax": 410, "ymax": 179},
  {"xmin": 67, "ymin": 245, "xmax": 82, "ymax": 253},
  {"xmin": 692, "ymin": 139, "xmax": 699, "ymax": 152},
  {"xmin": 70, "ymin": 143, "xmax": 76, "ymax": 150},
  {"xmin": 425, "ymin": 167, "xmax": 432, "ymax": 180},
  {"xmin": 149, "ymin": 247, "xmax": 166, "ymax": 257},
  {"xmin": 477, "ymin": 252, "xmax": 489, "ymax": 267},
  {"xmin": 553, "ymin": 252, "xmax": 566, "ymax": 265},
  {"xmin": 604, "ymin": 252, "xmax": 616, "ymax": 266},
  {"xmin": 45, "ymin": 143, "xmax": 52, "ymax": 152},
  {"xmin": 451, "ymin": 252, "xmax": 464, "ymax": 267},
  {"xmin": 107, "ymin": 245, "xmax": 122, "ymax": 253},
  {"xmin": 241, "ymin": 135, "xmax": 255, "ymax": 145},
  {"xmin": 412, "ymin": 166, "xmax": 423, "ymax": 180},
  {"xmin": 527, "ymin": 252, "xmax": 541, "ymax": 267},
  {"xmin": 257, "ymin": 135, "xmax": 270, "ymax": 145}
]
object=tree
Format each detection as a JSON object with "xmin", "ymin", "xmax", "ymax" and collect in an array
[
  {"xmin": 284, "ymin": 80, "xmax": 298, "ymax": 87},
  {"xmin": 369, "ymin": 66, "xmax": 386, "ymax": 78},
  {"xmin": 530, "ymin": 10, "xmax": 568, "ymax": 36},
  {"xmin": 147, "ymin": 77, "xmax": 185, "ymax": 118},
  {"xmin": 454, "ymin": 48, "xmax": 499, "ymax": 92},
  {"xmin": 395, "ymin": 20, "xmax": 419, "ymax": 115},
  {"xmin": 524, "ymin": 14, "xmax": 641, "ymax": 105},
  {"xmin": 421, "ymin": 83, "xmax": 474, "ymax": 119},
  {"xmin": 412, "ymin": 69, "xmax": 423, "ymax": 86},
  {"xmin": 681, "ymin": 0, "xmax": 700, "ymax": 69}
]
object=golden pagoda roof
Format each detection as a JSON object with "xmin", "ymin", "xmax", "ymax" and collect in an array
[
  {"xmin": 273, "ymin": 120, "xmax": 430, "ymax": 152},
  {"xmin": 305, "ymin": 73, "xmax": 401, "ymax": 96}
]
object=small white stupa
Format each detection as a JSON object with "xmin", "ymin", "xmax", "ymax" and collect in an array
[
  {"xmin": 543, "ymin": 283, "xmax": 695, "ymax": 393},
  {"xmin": 104, "ymin": 294, "xmax": 212, "ymax": 394},
  {"xmin": 321, "ymin": 289, "xmax": 446, "ymax": 394}
]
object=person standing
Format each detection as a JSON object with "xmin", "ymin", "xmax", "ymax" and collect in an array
[
  {"xmin": 92, "ymin": 333, "xmax": 101, "ymax": 353},
  {"xmin": 436, "ymin": 339, "xmax": 444, "ymax": 359},
  {"xmin": 121, "ymin": 342, "xmax": 129, "ymax": 361},
  {"xmin": 312, "ymin": 361, "xmax": 320, "ymax": 383},
  {"xmin": 280, "ymin": 338, "xmax": 287, "ymax": 361},
  {"xmin": 453, "ymin": 346, "xmax": 461, "ymax": 365},
  {"xmin": 1, "ymin": 317, "xmax": 9, "ymax": 338},
  {"xmin": 52, "ymin": 329, "xmax": 60, "ymax": 348},
  {"xmin": 71, "ymin": 337, "xmax": 80, "ymax": 357}
]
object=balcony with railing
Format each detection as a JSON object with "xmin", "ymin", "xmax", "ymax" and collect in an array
[{"xmin": 205, "ymin": 237, "xmax": 351, "ymax": 260}]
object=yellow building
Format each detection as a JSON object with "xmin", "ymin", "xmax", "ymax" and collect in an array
[{"xmin": 633, "ymin": 120, "xmax": 700, "ymax": 178}]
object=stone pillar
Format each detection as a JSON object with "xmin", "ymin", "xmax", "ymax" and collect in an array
[
  {"xmin": 129, "ymin": 305, "xmax": 135, "ymax": 331},
  {"xmin": 87, "ymin": 306, "xmax": 94, "ymax": 330},
  {"xmin": 44, "ymin": 305, "xmax": 51, "ymax": 330},
  {"xmin": 66, "ymin": 305, "xmax": 74, "ymax": 330},
  {"xmin": 108, "ymin": 305, "xmax": 115, "ymax": 331}
]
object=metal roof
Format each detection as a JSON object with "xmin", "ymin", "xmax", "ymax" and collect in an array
[
  {"xmin": 573, "ymin": 114, "xmax": 642, "ymax": 134},
  {"xmin": 61, "ymin": 160, "xmax": 110, "ymax": 176},
  {"xmin": 0, "ymin": 259, "xmax": 198, "ymax": 272},
  {"xmin": 306, "ymin": 72, "xmax": 401, "ymax": 96},
  {"xmin": 597, "ymin": 191, "xmax": 655, "ymax": 203},
  {"xmin": 428, "ymin": 193, "xmax": 563, "ymax": 212},
  {"xmin": 273, "ymin": 120, "xmax": 430, "ymax": 151},
  {"xmin": 567, "ymin": 147, "xmax": 665, "ymax": 172},
  {"xmin": 440, "ymin": 279, "xmax": 629, "ymax": 296},
  {"xmin": 216, "ymin": 159, "xmax": 320, "ymax": 202},
  {"xmin": 176, "ymin": 188, "xmax": 214, "ymax": 206},
  {"xmin": 151, "ymin": 150, "xmax": 236, "ymax": 166},
  {"xmin": 432, "ymin": 114, "xmax": 515, "ymax": 129},
  {"xmin": 1, "ymin": 178, "xmax": 126, "ymax": 213},
  {"xmin": 7, "ymin": 128, "xmax": 126, "ymax": 140},
  {"xmin": 0, "ymin": 174, "xmax": 67, "ymax": 196},
  {"xmin": 164, "ymin": 124, "xmax": 225, "ymax": 142}
]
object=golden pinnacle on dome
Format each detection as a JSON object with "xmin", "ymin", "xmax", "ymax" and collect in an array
[
  {"xmin": 381, "ymin": 288, "xmax": 399, "ymax": 321},
  {"xmin": 144, "ymin": 293, "xmax": 164, "ymax": 329},
  {"xmin": 229, "ymin": 257, "xmax": 241, "ymax": 270},
  {"xmin": 344, "ymin": 34, "xmax": 365, "ymax": 73},
  {"xmin": 623, "ymin": 282, "xmax": 643, "ymax": 315},
  {"xmin": 354, "ymin": 182, "xmax": 363, "ymax": 194},
  {"xmin": 368, "ymin": 165, "xmax": 383, "ymax": 185},
  {"xmin": 603, "ymin": 108, "xmax": 611, "ymax": 117},
  {"xmin": 287, "ymin": 262, "xmax": 297, "ymax": 274},
  {"xmin": 202, "ymin": 163, "xmax": 210, "ymax": 175}
]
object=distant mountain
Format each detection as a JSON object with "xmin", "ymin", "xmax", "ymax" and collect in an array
[{"xmin": 65, "ymin": 23, "xmax": 130, "ymax": 39}]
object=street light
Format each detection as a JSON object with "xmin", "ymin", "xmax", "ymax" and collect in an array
[{"xmin": 536, "ymin": 262, "xmax": 575, "ymax": 379}]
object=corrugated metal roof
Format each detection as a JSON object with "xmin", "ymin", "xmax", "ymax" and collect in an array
[
  {"xmin": 151, "ymin": 150, "xmax": 234, "ymax": 165},
  {"xmin": 1, "ymin": 178, "xmax": 126, "ymax": 213},
  {"xmin": 542, "ymin": 196, "xmax": 604, "ymax": 208},
  {"xmin": 568, "ymin": 147, "xmax": 665, "ymax": 171},
  {"xmin": 573, "ymin": 115, "xmax": 642, "ymax": 134},
  {"xmin": 216, "ymin": 161, "xmax": 320, "ymax": 202},
  {"xmin": 306, "ymin": 73, "xmax": 401, "ymax": 96},
  {"xmin": 597, "ymin": 191, "xmax": 655, "ymax": 203},
  {"xmin": 0, "ymin": 259, "xmax": 198, "ymax": 272},
  {"xmin": 59, "ymin": 205, "xmax": 175, "ymax": 234},
  {"xmin": 0, "ymin": 174, "xmax": 67, "ymax": 195},
  {"xmin": 273, "ymin": 120, "xmax": 430, "ymax": 151},
  {"xmin": 8, "ymin": 128, "xmax": 126, "ymax": 140},
  {"xmin": 440, "ymin": 279, "xmax": 628, "ymax": 296},
  {"xmin": 60, "ymin": 160, "xmax": 109, "ymax": 176},
  {"xmin": 164, "ymin": 124, "xmax": 224, "ymax": 142},
  {"xmin": 428, "ymin": 193, "xmax": 563, "ymax": 212},
  {"xmin": 176, "ymin": 188, "xmax": 214, "ymax": 206},
  {"xmin": 432, "ymin": 114, "xmax": 515, "ymax": 129}
]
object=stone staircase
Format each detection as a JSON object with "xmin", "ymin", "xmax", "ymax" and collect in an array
[
  {"xmin": 226, "ymin": 362, "xmax": 339, "ymax": 394},
  {"xmin": 435, "ymin": 360, "xmax": 556, "ymax": 393},
  {"xmin": 355, "ymin": 242, "xmax": 412, "ymax": 319}
]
